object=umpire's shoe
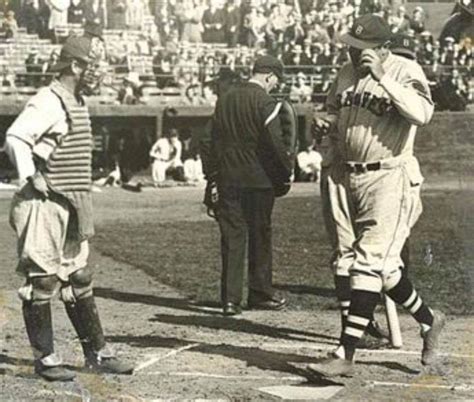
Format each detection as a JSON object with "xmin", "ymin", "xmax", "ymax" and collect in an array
[
  {"xmin": 223, "ymin": 302, "xmax": 242, "ymax": 316},
  {"xmin": 247, "ymin": 294, "xmax": 288, "ymax": 311},
  {"xmin": 307, "ymin": 356, "xmax": 354, "ymax": 378},
  {"xmin": 421, "ymin": 310, "xmax": 446, "ymax": 365}
]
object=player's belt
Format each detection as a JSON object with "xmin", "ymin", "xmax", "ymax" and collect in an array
[{"xmin": 345, "ymin": 161, "xmax": 381, "ymax": 173}]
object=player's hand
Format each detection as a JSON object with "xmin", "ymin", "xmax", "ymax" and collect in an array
[
  {"xmin": 27, "ymin": 172, "xmax": 49, "ymax": 199},
  {"xmin": 360, "ymin": 49, "xmax": 386, "ymax": 82},
  {"xmin": 312, "ymin": 116, "xmax": 336, "ymax": 142}
]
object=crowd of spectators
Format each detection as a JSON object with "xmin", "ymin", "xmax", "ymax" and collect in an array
[{"xmin": 1, "ymin": 0, "xmax": 473, "ymax": 109}]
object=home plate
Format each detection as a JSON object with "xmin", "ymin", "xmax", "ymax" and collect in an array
[{"xmin": 259, "ymin": 385, "xmax": 343, "ymax": 400}]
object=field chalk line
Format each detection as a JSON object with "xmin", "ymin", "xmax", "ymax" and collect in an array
[
  {"xmin": 256, "ymin": 342, "xmax": 474, "ymax": 359},
  {"xmin": 142, "ymin": 371, "xmax": 474, "ymax": 392},
  {"xmin": 135, "ymin": 343, "xmax": 200, "ymax": 372},
  {"xmin": 369, "ymin": 381, "xmax": 474, "ymax": 392}
]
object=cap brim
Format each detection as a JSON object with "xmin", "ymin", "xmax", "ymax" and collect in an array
[
  {"xmin": 339, "ymin": 32, "xmax": 383, "ymax": 49},
  {"xmin": 391, "ymin": 48, "xmax": 416, "ymax": 59},
  {"xmin": 48, "ymin": 60, "xmax": 71, "ymax": 72}
]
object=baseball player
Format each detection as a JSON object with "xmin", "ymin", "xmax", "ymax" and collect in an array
[
  {"xmin": 308, "ymin": 15, "xmax": 445, "ymax": 378},
  {"xmin": 5, "ymin": 35, "xmax": 133, "ymax": 381}
]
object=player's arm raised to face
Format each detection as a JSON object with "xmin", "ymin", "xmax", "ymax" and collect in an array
[{"xmin": 378, "ymin": 62, "xmax": 434, "ymax": 126}]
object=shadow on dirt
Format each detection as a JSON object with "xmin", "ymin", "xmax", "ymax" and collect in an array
[
  {"xmin": 274, "ymin": 284, "xmax": 334, "ymax": 297},
  {"xmin": 358, "ymin": 360, "xmax": 420, "ymax": 375},
  {"xmin": 150, "ymin": 313, "xmax": 338, "ymax": 343},
  {"xmin": 106, "ymin": 333, "xmax": 339, "ymax": 383},
  {"xmin": 94, "ymin": 287, "xmax": 223, "ymax": 315}
]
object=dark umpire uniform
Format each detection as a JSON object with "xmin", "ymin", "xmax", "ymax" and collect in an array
[{"xmin": 204, "ymin": 56, "xmax": 293, "ymax": 316}]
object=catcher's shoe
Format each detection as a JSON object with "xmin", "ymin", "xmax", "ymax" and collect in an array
[
  {"xmin": 421, "ymin": 310, "xmax": 446, "ymax": 366},
  {"xmin": 34, "ymin": 360, "xmax": 75, "ymax": 382},
  {"xmin": 307, "ymin": 356, "xmax": 354, "ymax": 378},
  {"xmin": 86, "ymin": 350, "xmax": 134, "ymax": 375}
]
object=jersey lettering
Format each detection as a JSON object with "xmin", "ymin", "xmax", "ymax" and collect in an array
[{"xmin": 337, "ymin": 90, "xmax": 394, "ymax": 117}]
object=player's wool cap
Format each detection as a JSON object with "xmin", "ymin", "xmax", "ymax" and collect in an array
[
  {"xmin": 390, "ymin": 33, "xmax": 416, "ymax": 60},
  {"xmin": 340, "ymin": 14, "xmax": 391, "ymax": 49},
  {"xmin": 252, "ymin": 55, "xmax": 284, "ymax": 80},
  {"xmin": 49, "ymin": 35, "xmax": 96, "ymax": 72}
]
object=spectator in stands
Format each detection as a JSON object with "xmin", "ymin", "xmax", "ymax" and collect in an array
[
  {"xmin": 409, "ymin": 6, "xmax": 426, "ymax": 35},
  {"xmin": 242, "ymin": 5, "xmax": 265, "ymax": 48},
  {"xmin": 1, "ymin": 65, "xmax": 16, "ymax": 88},
  {"xmin": 118, "ymin": 71, "xmax": 142, "ymax": 104},
  {"xmin": 440, "ymin": 36, "xmax": 457, "ymax": 66},
  {"xmin": 107, "ymin": 0, "xmax": 127, "ymax": 29},
  {"xmin": 360, "ymin": 0, "xmax": 383, "ymax": 15},
  {"xmin": 2, "ymin": 10, "xmax": 18, "ymax": 38},
  {"xmin": 202, "ymin": 0, "xmax": 225, "ymax": 43},
  {"xmin": 224, "ymin": 0, "xmax": 241, "ymax": 47},
  {"xmin": 290, "ymin": 71, "xmax": 312, "ymax": 103},
  {"xmin": 306, "ymin": 17, "xmax": 330, "ymax": 45},
  {"xmin": 184, "ymin": 83, "xmax": 205, "ymax": 105},
  {"xmin": 296, "ymin": 142, "xmax": 322, "ymax": 182},
  {"xmin": 84, "ymin": 0, "xmax": 105, "ymax": 29},
  {"xmin": 389, "ymin": 5, "xmax": 410, "ymax": 33},
  {"xmin": 284, "ymin": 12, "xmax": 305, "ymax": 45},
  {"xmin": 126, "ymin": 0, "xmax": 145, "ymax": 30},
  {"xmin": 149, "ymin": 129, "xmax": 185, "ymax": 185},
  {"xmin": 265, "ymin": 4, "xmax": 288, "ymax": 52},
  {"xmin": 458, "ymin": 37, "xmax": 472, "ymax": 67},
  {"xmin": 24, "ymin": 49, "xmax": 44, "ymax": 87},
  {"xmin": 181, "ymin": 0, "xmax": 204, "ymax": 43},
  {"xmin": 23, "ymin": 0, "xmax": 44, "ymax": 35},
  {"xmin": 46, "ymin": 0, "xmax": 70, "ymax": 41},
  {"xmin": 202, "ymin": 82, "xmax": 217, "ymax": 105},
  {"xmin": 68, "ymin": 0, "xmax": 85, "ymax": 24}
]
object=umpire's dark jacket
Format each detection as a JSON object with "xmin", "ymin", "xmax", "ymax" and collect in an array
[{"xmin": 203, "ymin": 81, "xmax": 292, "ymax": 187}]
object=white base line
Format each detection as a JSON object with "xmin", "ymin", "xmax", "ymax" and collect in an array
[
  {"xmin": 145, "ymin": 371, "xmax": 303, "ymax": 381},
  {"xmin": 257, "ymin": 342, "xmax": 474, "ymax": 359},
  {"xmin": 370, "ymin": 381, "xmax": 474, "ymax": 392},
  {"xmin": 135, "ymin": 343, "xmax": 200, "ymax": 372}
]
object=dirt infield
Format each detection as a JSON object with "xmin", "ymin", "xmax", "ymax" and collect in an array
[{"xmin": 1, "ymin": 183, "xmax": 473, "ymax": 401}]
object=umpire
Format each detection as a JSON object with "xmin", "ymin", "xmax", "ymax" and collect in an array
[{"xmin": 204, "ymin": 56, "xmax": 292, "ymax": 316}]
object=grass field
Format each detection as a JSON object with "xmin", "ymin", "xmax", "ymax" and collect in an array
[{"xmin": 93, "ymin": 185, "xmax": 474, "ymax": 316}]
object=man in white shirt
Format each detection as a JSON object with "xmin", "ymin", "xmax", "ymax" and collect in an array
[{"xmin": 149, "ymin": 128, "xmax": 184, "ymax": 185}]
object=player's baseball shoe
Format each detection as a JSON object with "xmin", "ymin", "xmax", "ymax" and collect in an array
[
  {"xmin": 421, "ymin": 310, "xmax": 446, "ymax": 365},
  {"xmin": 223, "ymin": 302, "xmax": 242, "ymax": 316},
  {"xmin": 307, "ymin": 356, "xmax": 354, "ymax": 378},
  {"xmin": 366, "ymin": 319, "xmax": 390, "ymax": 340}
]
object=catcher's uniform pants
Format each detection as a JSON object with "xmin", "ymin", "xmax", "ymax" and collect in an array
[
  {"xmin": 217, "ymin": 186, "xmax": 275, "ymax": 305},
  {"xmin": 323, "ymin": 156, "xmax": 423, "ymax": 293},
  {"xmin": 152, "ymin": 159, "xmax": 183, "ymax": 183},
  {"xmin": 9, "ymin": 183, "xmax": 89, "ymax": 280}
]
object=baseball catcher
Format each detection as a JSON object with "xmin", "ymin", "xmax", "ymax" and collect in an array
[{"xmin": 5, "ymin": 35, "xmax": 133, "ymax": 381}]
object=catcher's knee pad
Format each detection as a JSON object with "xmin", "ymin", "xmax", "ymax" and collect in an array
[
  {"xmin": 18, "ymin": 275, "xmax": 59, "ymax": 303},
  {"xmin": 63, "ymin": 267, "xmax": 94, "ymax": 301}
]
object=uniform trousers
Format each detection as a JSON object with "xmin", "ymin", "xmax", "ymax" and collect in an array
[{"xmin": 217, "ymin": 186, "xmax": 275, "ymax": 305}]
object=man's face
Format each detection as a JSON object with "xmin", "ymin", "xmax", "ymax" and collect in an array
[
  {"xmin": 266, "ymin": 73, "xmax": 280, "ymax": 92},
  {"xmin": 349, "ymin": 45, "xmax": 385, "ymax": 74}
]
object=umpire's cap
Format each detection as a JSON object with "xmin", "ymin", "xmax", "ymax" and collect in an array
[
  {"xmin": 390, "ymin": 33, "xmax": 416, "ymax": 60},
  {"xmin": 253, "ymin": 55, "xmax": 284, "ymax": 80},
  {"xmin": 340, "ymin": 14, "xmax": 391, "ymax": 49}
]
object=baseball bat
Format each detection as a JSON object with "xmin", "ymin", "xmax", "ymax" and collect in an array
[{"xmin": 384, "ymin": 294, "xmax": 403, "ymax": 348}]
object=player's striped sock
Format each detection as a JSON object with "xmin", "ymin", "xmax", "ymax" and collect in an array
[
  {"xmin": 341, "ymin": 289, "xmax": 379, "ymax": 360},
  {"xmin": 386, "ymin": 275, "xmax": 434, "ymax": 328},
  {"xmin": 335, "ymin": 275, "xmax": 351, "ymax": 332}
]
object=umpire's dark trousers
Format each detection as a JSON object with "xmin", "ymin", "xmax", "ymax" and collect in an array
[{"xmin": 218, "ymin": 185, "xmax": 275, "ymax": 305}]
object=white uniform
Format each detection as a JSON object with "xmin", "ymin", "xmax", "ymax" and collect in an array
[
  {"xmin": 323, "ymin": 53, "xmax": 434, "ymax": 293},
  {"xmin": 149, "ymin": 137, "xmax": 183, "ymax": 184}
]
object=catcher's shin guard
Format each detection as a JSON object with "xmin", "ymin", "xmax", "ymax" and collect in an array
[{"xmin": 64, "ymin": 296, "xmax": 106, "ymax": 360}]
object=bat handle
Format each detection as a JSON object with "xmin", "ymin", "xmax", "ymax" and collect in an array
[{"xmin": 384, "ymin": 294, "xmax": 403, "ymax": 348}]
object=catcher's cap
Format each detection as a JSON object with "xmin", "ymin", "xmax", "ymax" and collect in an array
[
  {"xmin": 339, "ymin": 14, "xmax": 391, "ymax": 49},
  {"xmin": 253, "ymin": 55, "xmax": 284, "ymax": 80},
  {"xmin": 390, "ymin": 33, "xmax": 416, "ymax": 60},
  {"xmin": 49, "ymin": 35, "xmax": 99, "ymax": 72}
]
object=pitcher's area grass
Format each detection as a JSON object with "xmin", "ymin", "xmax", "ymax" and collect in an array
[{"xmin": 94, "ymin": 188, "xmax": 474, "ymax": 315}]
